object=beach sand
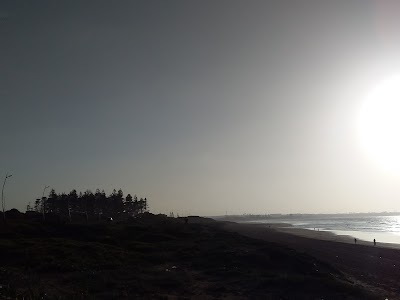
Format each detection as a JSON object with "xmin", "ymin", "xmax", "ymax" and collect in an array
[
  {"xmin": 266, "ymin": 223, "xmax": 400, "ymax": 249},
  {"xmin": 223, "ymin": 222, "xmax": 400, "ymax": 299}
]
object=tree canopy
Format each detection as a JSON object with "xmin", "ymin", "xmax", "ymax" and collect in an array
[{"xmin": 29, "ymin": 189, "xmax": 148, "ymax": 220}]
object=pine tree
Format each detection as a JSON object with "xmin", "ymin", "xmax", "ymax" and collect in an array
[
  {"xmin": 125, "ymin": 194, "xmax": 133, "ymax": 214},
  {"xmin": 47, "ymin": 189, "xmax": 58, "ymax": 214}
]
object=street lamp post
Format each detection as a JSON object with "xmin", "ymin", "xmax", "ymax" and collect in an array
[
  {"xmin": 1, "ymin": 174, "xmax": 12, "ymax": 222},
  {"xmin": 42, "ymin": 185, "xmax": 50, "ymax": 221}
]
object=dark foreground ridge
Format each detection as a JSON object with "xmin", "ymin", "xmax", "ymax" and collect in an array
[{"xmin": 0, "ymin": 213, "xmax": 378, "ymax": 299}]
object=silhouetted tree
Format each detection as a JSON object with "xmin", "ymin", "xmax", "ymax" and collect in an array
[
  {"xmin": 34, "ymin": 198, "xmax": 41, "ymax": 212},
  {"xmin": 69, "ymin": 189, "xmax": 78, "ymax": 215},
  {"xmin": 82, "ymin": 190, "xmax": 95, "ymax": 222},
  {"xmin": 133, "ymin": 195, "xmax": 139, "ymax": 215},
  {"xmin": 29, "ymin": 188, "xmax": 148, "ymax": 221},
  {"xmin": 94, "ymin": 189, "xmax": 107, "ymax": 218},
  {"xmin": 58, "ymin": 193, "xmax": 69, "ymax": 220},
  {"xmin": 114, "ymin": 189, "xmax": 124, "ymax": 215},
  {"xmin": 46, "ymin": 189, "xmax": 58, "ymax": 214},
  {"xmin": 125, "ymin": 194, "xmax": 133, "ymax": 214},
  {"xmin": 139, "ymin": 198, "xmax": 145, "ymax": 214}
]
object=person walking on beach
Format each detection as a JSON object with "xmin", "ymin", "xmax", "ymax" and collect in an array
[
  {"xmin": 354, "ymin": 238, "xmax": 357, "ymax": 244},
  {"xmin": 373, "ymin": 238, "xmax": 376, "ymax": 246}
]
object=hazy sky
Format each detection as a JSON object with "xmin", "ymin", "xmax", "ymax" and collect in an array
[{"xmin": 2, "ymin": 0, "xmax": 400, "ymax": 215}]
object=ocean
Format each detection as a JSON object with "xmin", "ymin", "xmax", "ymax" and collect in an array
[{"xmin": 243, "ymin": 214, "xmax": 400, "ymax": 244}]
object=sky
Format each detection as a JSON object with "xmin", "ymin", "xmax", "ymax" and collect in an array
[{"xmin": 2, "ymin": 0, "xmax": 400, "ymax": 215}]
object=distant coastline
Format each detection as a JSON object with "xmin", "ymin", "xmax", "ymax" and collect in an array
[
  {"xmin": 215, "ymin": 213, "xmax": 400, "ymax": 245},
  {"xmin": 214, "ymin": 211, "xmax": 400, "ymax": 222}
]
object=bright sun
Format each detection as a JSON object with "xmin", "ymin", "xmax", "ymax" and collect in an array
[{"xmin": 359, "ymin": 75, "xmax": 400, "ymax": 174}]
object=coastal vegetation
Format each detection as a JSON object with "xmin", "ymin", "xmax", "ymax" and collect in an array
[{"xmin": 26, "ymin": 189, "xmax": 147, "ymax": 222}]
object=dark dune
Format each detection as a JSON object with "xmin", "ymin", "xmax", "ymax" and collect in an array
[
  {"xmin": 223, "ymin": 222, "xmax": 400, "ymax": 299},
  {"xmin": 0, "ymin": 216, "xmax": 383, "ymax": 299}
]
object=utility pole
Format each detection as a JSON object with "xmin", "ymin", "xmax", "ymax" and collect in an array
[
  {"xmin": 1, "ymin": 174, "xmax": 12, "ymax": 222},
  {"xmin": 42, "ymin": 185, "xmax": 50, "ymax": 221}
]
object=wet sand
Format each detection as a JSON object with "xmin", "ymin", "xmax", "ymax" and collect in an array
[
  {"xmin": 222, "ymin": 222, "xmax": 400, "ymax": 299},
  {"xmin": 267, "ymin": 223, "xmax": 400, "ymax": 249}
]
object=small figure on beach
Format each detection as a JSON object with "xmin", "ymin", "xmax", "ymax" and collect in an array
[
  {"xmin": 373, "ymin": 238, "xmax": 376, "ymax": 246},
  {"xmin": 354, "ymin": 238, "xmax": 357, "ymax": 244}
]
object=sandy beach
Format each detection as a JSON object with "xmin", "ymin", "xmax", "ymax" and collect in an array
[
  {"xmin": 262, "ymin": 222, "xmax": 400, "ymax": 249},
  {"xmin": 223, "ymin": 221, "xmax": 400, "ymax": 299}
]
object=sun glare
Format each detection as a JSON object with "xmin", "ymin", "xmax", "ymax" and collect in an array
[{"xmin": 359, "ymin": 75, "xmax": 400, "ymax": 174}]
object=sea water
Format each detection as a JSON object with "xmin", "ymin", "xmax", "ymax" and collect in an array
[{"xmin": 244, "ymin": 215, "xmax": 400, "ymax": 244}]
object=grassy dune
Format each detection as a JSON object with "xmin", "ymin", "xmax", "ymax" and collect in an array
[{"xmin": 0, "ymin": 215, "xmax": 378, "ymax": 299}]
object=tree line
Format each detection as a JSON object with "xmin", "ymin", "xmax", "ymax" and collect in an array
[{"xmin": 26, "ymin": 189, "xmax": 148, "ymax": 221}]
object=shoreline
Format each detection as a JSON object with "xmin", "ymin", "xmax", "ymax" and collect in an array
[
  {"xmin": 222, "ymin": 221, "xmax": 400, "ymax": 299},
  {"xmin": 241, "ymin": 221, "xmax": 400, "ymax": 249}
]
